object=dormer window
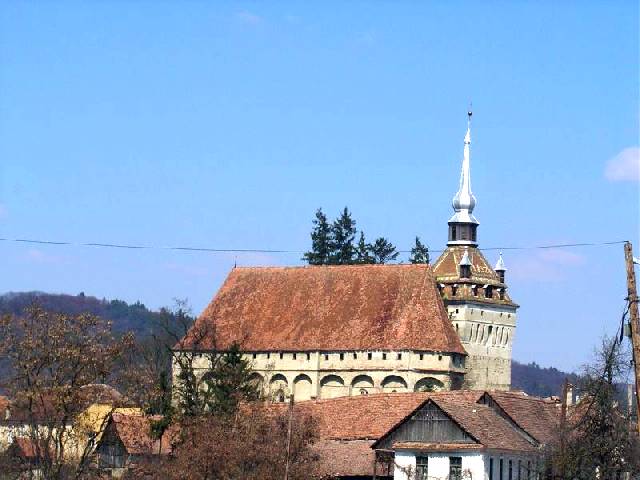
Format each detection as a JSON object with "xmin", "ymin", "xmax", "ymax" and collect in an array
[
  {"xmin": 485, "ymin": 285, "xmax": 493, "ymax": 299},
  {"xmin": 472, "ymin": 285, "xmax": 478, "ymax": 296}
]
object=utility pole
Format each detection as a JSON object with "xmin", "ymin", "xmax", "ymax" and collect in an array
[
  {"xmin": 624, "ymin": 242, "xmax": 640, "ymax": 434},
  {"xmin": 284, "ymin": 394, "xmax": 294, "ymax": 480}
]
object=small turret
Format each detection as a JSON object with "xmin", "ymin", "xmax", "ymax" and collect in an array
[
  {"xmin": 495, "ymin": 252, "xmax": 506, "ymax": 283},
  {"xmin": 459, "ymin": 249, "xmax": 472, "ymax": 279}
]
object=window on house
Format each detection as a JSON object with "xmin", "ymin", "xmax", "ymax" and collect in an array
[
  {"xmin": 485, "ymin": 286, "xmax": 493, "ymax": 298},
  {"xmin": 252, "ymin": 353, "xmax": 257, "ymax": 359},
  {"xmin": 419, "ymin": 353, "xmax": 424, "ymax": 360},
  {"xmin": 359, "ymin": 388, "xmax": 368, "ymax": 396},
  {"xmin": 472, "ymin": 285, "xmax": 478, "ymax": 296},
  {"xmin": 490, "ymin": 458, "xmax": 494, "ymax": 480},
  {"xmin": 306, "ymin": 353, "xmax": 311, "ymax": 360},
  {"xmin": 472, "ymin": 228, "xmax": 477, "ymax": 241},
  {"xmin": 438, "ymin": 355, "xmax": 443, "ymax": 361},
  {"xmin": 339, "ymin": 353, "xmax": 344, "ymax": 360},
  {"xmin": 368, "ymin": 352, "xmax": 372, "ymax": 360},
  {"xmin": 292, "ymin": 353, "xmax": 297, "ymax": 360},
  {"xmin": 451, "ymin": 285, "xmax": 457, "ymax": 296},
  {"xmin": 500, "ymin": 459, "xmax": 504, "ymax": 480},
  {"xmin": 382, "ymin": 353, "xmax": 387, "ymax": 360},
  {"xmin": 397, "ymin": 353, "xmax": 402, "ymax": 360},
  {"xmin": 324, "ymin": 354, "xmax": 329, "ymax": 361},
  {"xmin": 518, "ymin": 461, "xmax": 521, "ymax": 480},
  {"xmin": 267, "ymin": 353, "xmax": 270, "ymax": 359},
  {"xmin": 449, "ymin": 457, "xmax": 462, "ymax": 480},
  {"xmin": 279, "ymin": 352, "xmax": 284, "ymax": 360},
  {"xmin": 353, "ymin": 353, "xmax": 357, "ymax": 359},
  {"xmin": 416, "ymin": 456, "xmax": 428, "ymax": 480},
  {"xmin": 451, "ymin": 226, "xmax": 457, "ymax": 240},
  {"xmin": 508, "ymin": 460, "xmax": 513, "ymax": 480},
  {"xmin": 455, "ymin": 308, "xmax": 459, "ymax": 313},
  {"xmin": 277, "ymin": 389, "xmax": 285, "ymax": 403},
  {"xmin": 527, "ymin": 461, "xmax": 531, "ymax": 480}
]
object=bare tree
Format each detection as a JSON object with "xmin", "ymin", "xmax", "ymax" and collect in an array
[
  {"xmin": 547, "ymin": 336, "xmax": 640, "ymax": 479},
  {"xmin": 143, "ymin": 402, "xmax": 320, "ymax": 480},
  {"xmin": 0, "ymin": 307, "xmax": 134, "ymax": 479}
]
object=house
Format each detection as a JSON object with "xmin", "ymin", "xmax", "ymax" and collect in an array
[
  {"xmin": 94, "ymin": 413, "xmax": 174, "ymax": 477},
  {"xmin": 371, "ymin": 391, "xmax": 559, "ymax": 480},
  {"xmin": 174, "ymin": 112, "xmax": 517, "ymax": 401}
]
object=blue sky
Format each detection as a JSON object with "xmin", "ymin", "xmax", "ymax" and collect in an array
[{"xmin": 0, "ymin": 1, "xmax": 638, "ymax": 372}]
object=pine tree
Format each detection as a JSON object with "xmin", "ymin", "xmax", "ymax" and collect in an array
[
  {"xmin": 205, "ymin": 342, "xmax": 260, "ymax": 416},
  {"xmin": 370, "ymin": 237, "xmax": 399, "ymax": 264},
  {"xmin": 302, "ymin": 208, "xmax": 332, "ymax": 265},
  {"xmin": 409, "ymin": 236, "xmax": 430, "ymax": 264},
  {"xmin": 355, "ymin": 232, "xmax": 374, "ymax": 264},
  {"xmin": 330, "ymin": 207, "xmax": 357, "ymax": 265}
]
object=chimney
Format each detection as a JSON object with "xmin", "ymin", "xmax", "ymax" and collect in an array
[{"xmin": 566, "ymin": 383, "xmax": 574, "ymax": 407}]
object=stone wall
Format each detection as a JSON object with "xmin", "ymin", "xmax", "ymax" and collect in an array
[
  {"xmin": 173, "ymin": 349, "xmax": 466, "ymax": 402},
  {"xmin": 447, "ymin": 304, "xmax": 516, "ymax": 391}
]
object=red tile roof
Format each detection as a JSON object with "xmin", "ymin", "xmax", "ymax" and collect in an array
[
  {"xmin": 484, "ymin": 391, "xmax": 560, "ymax": 445},
  {"xmin": 180, "ymin": 265, "xmax": 466, "ymax": 354},
  {"xmin": 432, "ymin": 397, "xmax": 537, "ymax": 452},
  {"xmin": 110, "ymin": 413, "xmax": 168, "ymax": 455}
]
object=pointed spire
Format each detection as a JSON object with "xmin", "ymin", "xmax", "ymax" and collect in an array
[
  {"xmin": 494, "ymin": 252, "xmax": 506, "ymax": 271},
  {"xmin": 450, "ymin": 108, "xmax": 478, "ymax": 225}
]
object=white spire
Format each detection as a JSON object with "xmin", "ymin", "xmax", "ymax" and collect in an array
[
  {"xmin": 495, "ymin": 252, "xmax": 506, "ymax": 271},
  {"xmin": 449, "ymin": 109, "xmax": 478, "ymax": 225}
]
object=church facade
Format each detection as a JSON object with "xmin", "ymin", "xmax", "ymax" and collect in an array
[{"xmin": 174, "ymin": 112, "xmax": 517, "ymax": 400}]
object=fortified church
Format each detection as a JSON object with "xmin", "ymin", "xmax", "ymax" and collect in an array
[{"xmin": 175, "ymin": 111, "xmax": 518, "ymax": 401}]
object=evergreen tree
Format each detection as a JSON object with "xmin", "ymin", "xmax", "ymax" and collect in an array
[
  {"xmin": 370, "ymin": 237, "xmax": 399, "ymax": 264},
  {"xmin": 204, "ymin": 342, "xmax": 260, "ymax": 416},
  {"xmin": 330, "ymin": 207, "xmax": 357, "ymax": 265},
  {"xmin": 409, "ymin": 236, "xmax": 430, "ymax": 264},
  {"xmin": 302, "ymin": 208, "xmax": 332, "ymax": 265},
  {"xmin": 355, "ymin": 232, "xmax": 374, "ymax": 264}
]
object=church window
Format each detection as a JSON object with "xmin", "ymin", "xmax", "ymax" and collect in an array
[
  {"xmin": 419, "ymin": 353, "xmax": 424, "ymax": 360},
  {"xmin": 252, "ymin": 353, "xmax": 257, "ymax": 359},
  {"xmin": 416, "ymin": 456, "xmax": 428, "ymax": 479},
  {"xmin": 455, "ymin": 308, "xmax": 459, "ymax": 313},
  {"xmin": 368, "ymin": 352, "xmax": 372, "ymax": 360},
  {"xmin": 292, "ymin": 353, "xmax": 297, "ymax": 360},
  {"xmin": 306, "ymin": 353, "xmax": 310, "ymax": 360},
  {"xmin": 339, "ymin": 353, "xmax": 344, "ymax": 360},
  {"xmin": 279, "ymin": 352, "xmax": 284, "ymax": 360},
  {"xmin": 267, "ymin": 353, "xmax": 270, "ymax": 359},
  {"xmin": 449, "ymin": 457, "xmax": 462, "ymax": 480},
  {"xmin": 324, "ymin": 354, "xmax": 329, "ymax": 361},
  {"xmin": 438, "ymin": 355, "xmax": 443, "ymax": 361},
  {"xmin": 397, "ymin": 353, "xmax": 402, "ymax": 360},
  {"xmin": 353, "ymin": 353, "xmax": 357, "ymax": 359},
  {"xmin": 382, "ymin": 353, "xmax": 387, "ymax": 360}
]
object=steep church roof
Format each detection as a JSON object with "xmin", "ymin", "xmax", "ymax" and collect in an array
[{"xmin": 179, "ymin": 264, "xmax": 466, "ymax": 354}]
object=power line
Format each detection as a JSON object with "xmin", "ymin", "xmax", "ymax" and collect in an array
[{"xmin": 0, "ymin": 236, "xmax": 629, "ymax": 255}]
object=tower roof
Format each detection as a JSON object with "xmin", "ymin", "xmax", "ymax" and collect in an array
[
  {"xmin": 449, "ymin": 110, "xmax": 478, "ymax": 225},
  {"xmin": 495, "ymin": 252, "xmax": 506, "ymax": 271}
]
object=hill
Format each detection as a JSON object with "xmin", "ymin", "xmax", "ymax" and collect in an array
[
  {"xmin": 511, "ymin": 360, "xmax": 580, "ymax": 398},
  {"xmin": 0, "ymin": 291, "xmax": 175, "ymax": 336}
]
